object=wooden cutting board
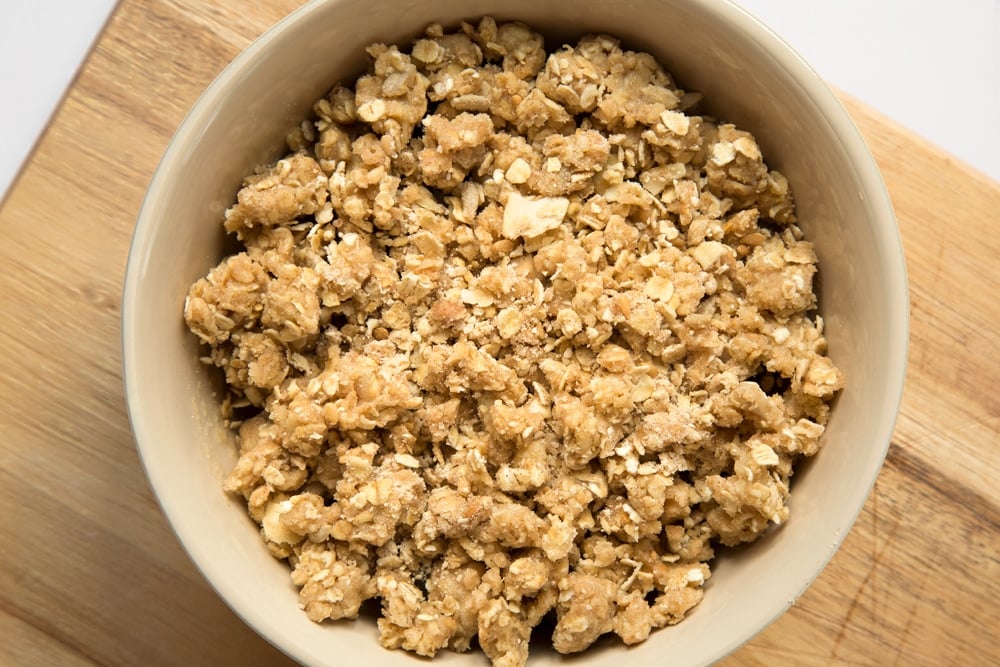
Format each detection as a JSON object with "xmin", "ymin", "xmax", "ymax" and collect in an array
[{"xmin": 1, "ymin": 1, "xmax": 997, "ymax": 665}]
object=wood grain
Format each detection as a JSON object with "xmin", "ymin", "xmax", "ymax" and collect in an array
[{"xmin": 1, "ymin": 2, "xmax": 997, "ymax": 665}]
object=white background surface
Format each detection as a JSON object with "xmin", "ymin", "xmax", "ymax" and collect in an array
[
  {"xmin": 1, "ymin": 0, "xmax": 998, "ymax": 203},
  {"xmin": 0, "ymin": 0, "xmax": 118, "ymax": 201},
  {"xmin": 737, "ymin": 0, "xmax": 1000, "ymax": 182}
]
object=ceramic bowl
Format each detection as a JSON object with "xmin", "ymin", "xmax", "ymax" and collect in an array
[{"xmin": 122, "ymin": 0, "xmax": 908, "ymax": 664}]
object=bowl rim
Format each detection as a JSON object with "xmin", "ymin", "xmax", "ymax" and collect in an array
[{"xmin": 121, "ymin": 0, "xmax": 909, "ymax": 664}]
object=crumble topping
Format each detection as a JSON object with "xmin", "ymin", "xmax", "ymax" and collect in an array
[{"xmin": 184, "ymin": 16, "xmax": 844, "ymax": 667}]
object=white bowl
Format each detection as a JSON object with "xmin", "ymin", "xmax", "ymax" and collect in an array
[{"xmin": 122, "ymin": 0, "xmax": 908, "ymax": 665}]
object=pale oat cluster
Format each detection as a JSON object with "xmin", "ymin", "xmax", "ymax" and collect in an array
[{"xmin": 184, "ymin": 17, "xmax": 844, "ymax": 667}]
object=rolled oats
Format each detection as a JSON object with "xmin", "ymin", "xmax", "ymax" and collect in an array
[{"xmin": 184, "ymin": 17, "xmax": 844, "ymax": 667}]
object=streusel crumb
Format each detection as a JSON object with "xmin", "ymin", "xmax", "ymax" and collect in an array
[{"xmin": 184, "ymin": 17, "xmax": 844, "ymax": 667}]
